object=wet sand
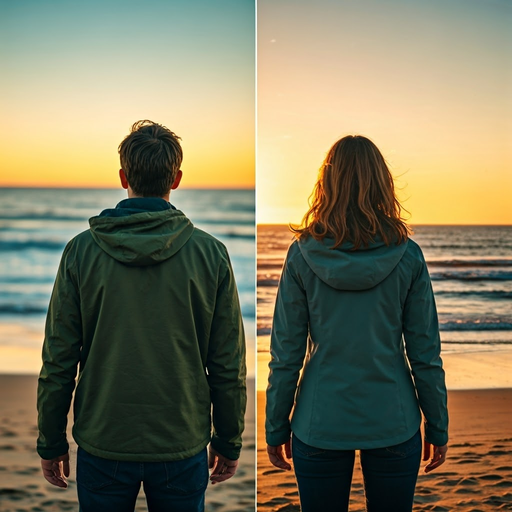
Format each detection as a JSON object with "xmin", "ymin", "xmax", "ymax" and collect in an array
[
  {"xmin": 0, "ymin": 375, "xmax": 255, "ymax": 512},
  {"xmin": 257, "ymin": 388, "xmax": 512, "ymax": 511}
]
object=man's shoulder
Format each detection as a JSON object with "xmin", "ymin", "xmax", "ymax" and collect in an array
[
  {"xmin": 65, "ymin": 229, "xmax": 95, "ymax": 251},
  {"xmin": 188, "ymin": 227, "xmax": 228, "ymax": 253}
]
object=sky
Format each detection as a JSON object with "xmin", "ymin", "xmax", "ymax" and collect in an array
[
  {"xmin": 257, "ymin": 0, "xmax": 512, "ymax": 225},
  {"xmin": 0, "ymin": 0, "xmax": 255, "ymax": 188}
]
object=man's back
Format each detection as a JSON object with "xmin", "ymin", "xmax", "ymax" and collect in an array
[
  {"xmin": 37, "ymin": 121, "xmax": 247, "ymax": 510},
  {"xmin": 38, "ymin": 198, "xmax": 246, "ymax": 461}
]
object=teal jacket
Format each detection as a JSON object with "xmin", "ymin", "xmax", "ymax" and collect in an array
[
  {"xmin": 266, "ymin": 236, "xmax": 448, "ymax": 449},
  {"xmin": 37, "ymin": 198, "xmax": 246, "ymax": 461}
]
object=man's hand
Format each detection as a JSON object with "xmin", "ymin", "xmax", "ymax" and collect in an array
[
  {"xmin": 208, "ymin": 446, "xmax": 238, "ymax": 485},
  {"xmin": 40, "ymin": 453, "xmax": 70, "ymax": 488},
  {"xmin": 267, "ymin": 439, "xmax": 292, "ymax": 471},
  {"xmin": 423, "ymin": 440, "xmax": 448, "ymax": 473}
]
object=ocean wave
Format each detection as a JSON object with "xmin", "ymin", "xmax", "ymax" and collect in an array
[
  {"xmin": 0, "ymin": 240, "xmax": 66, "ymax": 252},
  {"xmin": 440, "ymin": 320, "xmax": 512, "ymax": 331},
  {"xmin": 0, "ymin": 213, "xmax": 88, "ymax": 222},
  {"xmin": 430, "ymin": 271, "xmax": 512, "ymax": 281},
  {"xmin": 257, "ymin": 279, "xmax": 280, "ymax": 287},
  {"xmin": 427, "ymin": 259, "xmax": 512, "ymax": 267},
  {"xmin": 419, "ymin": 242, "xmax": 512, "ymax": 250},
  {"xmin": 194, "ymin": 218, "xmax": 254, "ymax": 226},
  {"xmin": 0, "ymin": 304, "xmax": 47, "ymax": 315},
  {"xmin": 435, "ymin": 290, "xmax": 512, "ymax": 300},
  {"xmin": 440, "ymin": 339, "xmax": 512, "ymax": 345},
  {"xmin": 0, "ymin": 276, "xmax": 55, "ymax": 284},
  {"xmin": 216, "ymin": 232, "xmax": 255, "ymax": 240}
]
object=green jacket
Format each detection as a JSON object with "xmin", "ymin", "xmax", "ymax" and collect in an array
[
  {"xmin": 37, "ymin": 198, "xmax": 246, "ymax": 461},
  {"xmin": 266, "ymin": 236, "xmax": 448, "ymax": 449}
]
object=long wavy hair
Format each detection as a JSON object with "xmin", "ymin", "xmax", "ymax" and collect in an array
[{"xmin": 292, "ymin": 135, "xmax": 410, "ymax": 249}]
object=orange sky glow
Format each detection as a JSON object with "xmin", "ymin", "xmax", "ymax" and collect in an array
[
  {"xmin": 257, "ymin": 0, "xmax": 512, "ymax": 225},
  {"xmin": 0, "ymin": 1, "xmax": 255, "ymax": 189}
]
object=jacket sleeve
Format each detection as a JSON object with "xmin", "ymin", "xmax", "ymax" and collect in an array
[
  {"xmin": 265, "ymin": 245, "xmax": 309, "ymax": 446},
  {"xmin": 403, "ymin": 250, "xmax": 448, "ymax": 447},
  {"xmin": 37, "ymin": 243, "xmax": 82, "ymax": 460},
  {"xmin": 206, "ymin": 254, "xmax": 247, "ymax": 461}
]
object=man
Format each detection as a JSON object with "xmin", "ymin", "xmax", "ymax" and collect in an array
[{"xmin": 37, "ymin": 120, "xmax": 247, "ymax": 512}]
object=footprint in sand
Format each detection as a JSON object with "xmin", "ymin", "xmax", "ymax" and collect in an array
[
  {"xmin": 450, "ymin": 442, "xmax": 483, "ymax": 448},
  {"xmin": 492, "ymin": 481, "xmax": 512, "ymax": 488},
  {"xmin": 276, "ymin": 504, "xmax": 301, "ymax": 512},
  {"xmin": 436, "ymin": 478, "xmax": 460, "ymax": 486},
  {"xmin": 262, "ymin": 469, "xmax": 286, "ymax": 475},
  {"xmin": 0, "ymin": 429, "xmax": 17, "ymax": 437},
  {"xmin": 454, "ymin": 487, "xmax": 480, "ymax": 494},
  {"xmin": 457, "ymin": 477, "xmax": 479, "ymax": 486},
  {"xmin": 478, "ymin": 474, "xmax": 504, "ymax": 481},
  {"xmin": 414, "ymin": 494, "xmax": 441, "ymax": 504},
  {"xmin": 260, "ymin": 497, "xmax": 291, "ymax": 505},
  {"xmin": 482, "ymin": 494, "xmax": 509, "ymax": 505},
  {"xmin": 455, "ymin": 498, "xmax": 483, "ymax": 507},
  {"xmin": 15, "ymin": 467, "xmax": 40, "ymax": 475},
  {"xmin": 40, "ymin": 499, "xmax": 77, "ymax": 510}
]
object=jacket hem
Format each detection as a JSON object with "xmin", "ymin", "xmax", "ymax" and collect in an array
[
  {"xmin": 73, "ymin": 432, "xmax": 211, "ymax": 462},
  {"xmin": 291, "ymin": 418, "xmax": 422, "ymax": 451}
]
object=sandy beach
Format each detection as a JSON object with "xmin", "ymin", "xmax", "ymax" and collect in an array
[
  {"xmin": 257, "ymin": 347, "xmax": 512, "ymax": 511},
  {"xmin": 257, "ymin": 386, "xmax": 512, "ymax": 511},
  {"xmin": 0, "ymin": 375, "xmax": 255, "ymax": 512}
]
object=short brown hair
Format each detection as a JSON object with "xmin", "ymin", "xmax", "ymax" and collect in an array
[
  {"xmin": 118, "ymin": 120, "xmax": 183, "ymax": 197},
  {"xmin": 292, "ymin": 135, "xmax": 410, "ymax": 249}
]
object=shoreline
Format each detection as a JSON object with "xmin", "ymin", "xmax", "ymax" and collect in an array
[
  {"xmin": 257, "ymin": 341, "xmax": 512, "ymax": 392},
  {"xmin": 0, "ymin": 320, "xmax": 257, "ymax": 378}
]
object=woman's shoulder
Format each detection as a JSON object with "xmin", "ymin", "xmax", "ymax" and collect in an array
[
  {"xmin": 400, "ymin": 238, "xmax": 429, "ymax": 277},
  {"xmin": 284, "ymin": 238, "xmax": 307, "ymax": 267},
  {"xmin": 403, "ymin": 238, "xmax": 426, "ymax": 259}
]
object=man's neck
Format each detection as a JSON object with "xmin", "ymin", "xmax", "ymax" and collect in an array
[{"xmin": 127, "ymin": 190, "xmax": 170, "ymax": 202}]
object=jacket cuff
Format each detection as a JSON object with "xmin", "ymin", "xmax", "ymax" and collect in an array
[
  {"xmin": 424, "ymin": 424, "xmax": 448, "ymax": 447},
  {"xmin": 210, "ymin": 436, "xmax": 241, "ymax": 461},
  {"xmin": 37, "ymin": 441, "xmax": 69, "ymax": 460},
  {"xmin": 266, "ymin": 428, "xmax": 291, "ymax": 447}
]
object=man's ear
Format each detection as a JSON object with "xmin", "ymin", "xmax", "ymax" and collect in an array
[
  {"xmin": 171, "ymin": 170, "xmax": 183, "ymax": 190},
  {"xmin": 119, "ymin": 169, "xmax": 129, "ymax": 190}
]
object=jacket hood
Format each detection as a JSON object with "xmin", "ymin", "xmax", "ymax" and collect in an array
[
  {"xmin": 89, "ymin": 198, "xmax": 194, "ymax": 266},
  {"xmin": 298, "ymin": 236, "xmax": 409, "ymax": 290}
]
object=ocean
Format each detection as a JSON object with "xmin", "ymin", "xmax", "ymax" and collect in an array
[
  {"xmin": 257, "ymin": 224, "xmax": 512, "ymax": 356},
  {"xmin": 0, "ymin": 188, "xmax": 255, "ymax": 375}
]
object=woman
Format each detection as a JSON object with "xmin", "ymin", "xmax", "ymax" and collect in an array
[{"xmin": 265, "ymin": 135, "xmax": 448, "ymax": 512}]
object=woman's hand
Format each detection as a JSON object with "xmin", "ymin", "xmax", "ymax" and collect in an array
[
  {"xmin": 423, "ymin": 440, "xmax": 448, "ymax": 473},
  {"xmin": 267, "ymin": 439, "xmax": 292, "ymax": 470}
]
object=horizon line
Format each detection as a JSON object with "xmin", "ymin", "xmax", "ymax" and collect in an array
[
  {"xmin": 257, "ymin": 222, "xmax": 512, "ymax": 227},
  {"xmin": 0, "ymin": 185, "xmax": 255, "ymax": 191}
]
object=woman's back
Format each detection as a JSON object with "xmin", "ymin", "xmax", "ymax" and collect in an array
[
  {"xmin": 267, "ymin": 236, "xmax": 447, "ymax": 450},
  {"xmin": 265, "ymin": 134, "xmax": 448, "ymax": 512}
]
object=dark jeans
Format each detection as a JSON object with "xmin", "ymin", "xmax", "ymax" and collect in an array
[
  {"xmin": 76, "ymin": 447, "xmax": 209, "ymax": 512},
  {"xmin": 292, "ymin": 430, "xmax": 422, "ymax": 512}
]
